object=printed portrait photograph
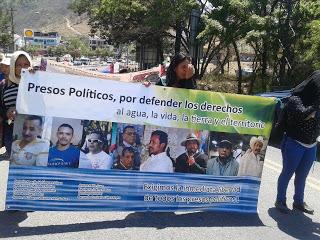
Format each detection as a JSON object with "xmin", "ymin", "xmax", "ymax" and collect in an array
[
  {"xmin": 208, "ymin": 132, "xmax": 268, "ymax": 178},
  {"xmin": 47, "ymin": 117, "xmax": 83, "ymax": 168},
  {"xmin": 110, "ymin": 123, "xmax": 144, "ymax": 171},
  {"xmin": 10, "ymin": 114, "xmax": 51, "ymax": 167},
  {"xmin": 140, "ymin": 125, "xmax": 209, "ymax": 174},
  {"xmin": 78, "ymin": 120, "xmax": 113, "ymax": 170}
]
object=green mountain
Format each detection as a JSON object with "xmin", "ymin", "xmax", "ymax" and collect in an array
[{"xmin": 13, "ymin": 0, "xmax": 90, "ymax": 37}]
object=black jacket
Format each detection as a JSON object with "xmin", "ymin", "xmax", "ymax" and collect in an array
[
  {"xmin": 113, "ymin": 162, "xmax": 133, "ymax": 170},
  {"xmin": 285, "ymin": 95, "xmax": 320, "ymax": 144},
  {"xmin": 156, "ymin": 76, "xmax": 197, "ymax": 89},
  {"xmin": 175, "ymin": 152, "xmax": 208, "ymax": 174}
]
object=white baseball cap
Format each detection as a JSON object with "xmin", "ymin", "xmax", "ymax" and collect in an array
[{"xmin": 0, "ymin": 56, "xmax": 11, "ymax": 66}]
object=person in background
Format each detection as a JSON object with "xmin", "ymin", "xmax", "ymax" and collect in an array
[
  {"xmin": 275, "ymin": 71, "xmax": 320, "ymax": 215},
  {"xmin": 157, "ymin": 53, "xmax": 196, "ymax": 89},
  {"xmin": 0, "ymin": 53, "xmax": 10, "ymax": 84},
  {"xmin": 0, "ymin": 55, "xmax": 11, "ymax": 155}
]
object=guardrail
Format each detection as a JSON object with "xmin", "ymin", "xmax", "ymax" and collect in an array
[{"xmin": 48, "ymin": 60, "xmax": 161, "ymax": 83}]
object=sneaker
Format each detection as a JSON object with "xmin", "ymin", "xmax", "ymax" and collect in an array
[
  {"xmin": 275, "ymin": 200, "xmax": 290, "ymax": 214},
  {"xmin": 293, "ymin": 202, "xmax": 314, "ymax": 215}
]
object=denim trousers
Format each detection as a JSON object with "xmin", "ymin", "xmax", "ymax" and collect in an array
[{"xmin": 276, "ymin": 136, "xmax": 316, "ymax": 204}]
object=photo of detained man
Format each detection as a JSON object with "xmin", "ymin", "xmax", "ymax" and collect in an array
[
  {"xmin": 10, "ymin": 115, "xmax": 49, "ymax": 166},
  {"xmin": 47, "ymin": 124, "xmax": 80, "ymax": 168},
  {"xmin": 113, "ymin": 147, "xmax": 135, "ymax": 170},
  {"xmin": 79, "ymin": 131, "xmax": 113, "ymax": 170},
  {"xmin": 175, "ymin": 133, "xmax": 208, "ymax": 174},
  {"xmin": 206, "ymin": 140, "xmax": 239, "ymax": 176},
  {"xmin": 140, "ymin": 130, "xmax": 173, "ymax": 173},
  {"xmin": 112, "ymin": 125, "xmax": 141, "ymax": 170}
]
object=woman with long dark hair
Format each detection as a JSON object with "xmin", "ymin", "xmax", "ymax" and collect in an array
[
  {"xmin": 158, "ymin": 53, "xmax": 196, "ymax": 89},
  {"xmin": 275, "ymin": 71, "xmax": 320, "ymax": 214}
]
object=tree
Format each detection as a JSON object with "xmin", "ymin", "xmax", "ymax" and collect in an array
[
  {"xmin": 0, "ymin": 0, "xmax": 36, "ymax": 51},
  {"xmin": 284, "ymin": 0, "xmax": 320, "ymax": 85},
  {"xmin": 199, "ymin": 0, "xmax": 252, "ymax": 93},
  {"xmin": 69, "ymin": 0, "xmax": 197, "ymax": 63},
  {"xmin": 95, "ymin": 48, "xmax": 112, "ymax": 58},
  {"xmin": 200, "ymin": 0, "xmax": 320, "ymax": 92},
  {"xmin": 47, "ymin": 45, "xmax": 67, "ymax": 57},
  {"xmin": 0, "ymin": 8, "xmax": 12, "ymax": 51},
  {"xmin": 300, "ymin": 19, "xmax": 320, "ymax": 70},
  {"xmin": 65, "ymin": 37, "xmax": 90, "ymax": 59},
  {"xmin": 26, "ymin": 45, "xmax": 42, "ymax": 56}
]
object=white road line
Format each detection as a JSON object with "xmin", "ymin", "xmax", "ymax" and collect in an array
[
  {"xmin": 265, "ymin": 159, "xmax": 320, "ymax": 185},
  {"xmin": 263, "ymin": 161, "xmax": 320, "ymax": 192}
]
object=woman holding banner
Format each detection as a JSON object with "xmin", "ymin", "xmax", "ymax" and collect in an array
[
  {"xmin": 0, "ymin": 51, "xmax": 32, "ymax": 156},
  {"xmin": 158, "ymin": 53, "xmax": 196, "ymax": 89},
  {"xmin": 145, "ymin": 53, "xmax": 196, "ymax": 89},
  {"xmin": 275, "ymin": 71, "xmax": 320, "ymax": 214}
]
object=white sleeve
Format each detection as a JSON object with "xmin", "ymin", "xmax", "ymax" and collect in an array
[{"xmin": 35, "ymin": 143, "xmax": 49, "ymax": 166}]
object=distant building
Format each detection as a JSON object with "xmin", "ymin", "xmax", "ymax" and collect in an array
[
  {"xmin": 89, "ymin": 36, "xmax": 110, "ymax": 50},
  {"xmin": 23, "ymin": 29, "xmax": 61, "ymax": 48}
]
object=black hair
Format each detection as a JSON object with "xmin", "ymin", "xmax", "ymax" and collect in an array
[
  {"xmin": 166, "ymin": 53, "xmax": 195, "ymax": 88},
  {"xmin": 25, "ymin": 115, "xmax": 43, "ymax": 127},
  {"xmin": 57, "ymin": 123, "xmax": 74, "ymax": 135},
  {"xmin": 293, "ymin": 71, "xmax": 320, "ymax": 107},
  {"xmin": 123, "ymin": 125, "xmax": 135, "ymax": 133},
  {"xmin": 218, "ymin": 140, "xmax": 233, "ymax": 149},
  {"xmin": 88, "ymin": 131, "xmax": 103, "ymax": 141},
  {"xmin": 119, "ymin": 68, "xmax": 128, "ymax": 73},
  {"xmin": 151, "ymin": 130, "xmax": 168, "ymax": 149},
  {"xmin": 122, "ymin": 147, "xmax": 135, "ymax": 156}
]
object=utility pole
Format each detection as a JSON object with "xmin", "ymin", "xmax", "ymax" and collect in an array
[
  {"xmin": 175, "ymin": 21, "xmax": 182, "ymax": 54},
  {"xmin": 189, "ymin": 9, "xmax": 201, "ymax": 75},
  {"xmin": 9, "ymin": 6, "xmax": 16, "ymax": 52}
]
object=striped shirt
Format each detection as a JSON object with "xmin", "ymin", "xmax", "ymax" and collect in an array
[{"xmin": 2, "ymin": 83, "xmax": 18, "ymax": 110}]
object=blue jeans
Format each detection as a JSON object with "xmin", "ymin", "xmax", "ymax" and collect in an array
[{"xmin": 277, "ymin": 136, "xmax": 316, "ymax": 204}]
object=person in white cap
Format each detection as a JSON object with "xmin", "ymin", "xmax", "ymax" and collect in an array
[
  {"xmin": 238, "ymin": 136, "xmax": 264, "ymax": 178},
  {"xmin": 175, "ymin": 133, "xmax": 208, "ymax": 174},
  {"xmin": 0, "ymin": 54, "xmax": 10, "ymax": 84}
]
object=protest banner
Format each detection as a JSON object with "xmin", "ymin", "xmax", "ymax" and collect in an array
[{"xmin": 5, "ymin": 71, "xmax": 276, "ymax": 212}]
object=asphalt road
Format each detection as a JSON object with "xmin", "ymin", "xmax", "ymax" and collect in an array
[
  {"xmin": 0, "ymin": 146, "xmax": 319, "ymax": 240},
  {"xmin": 1, "ymin": 64, "xmax": 319, "ymax": 239}
]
